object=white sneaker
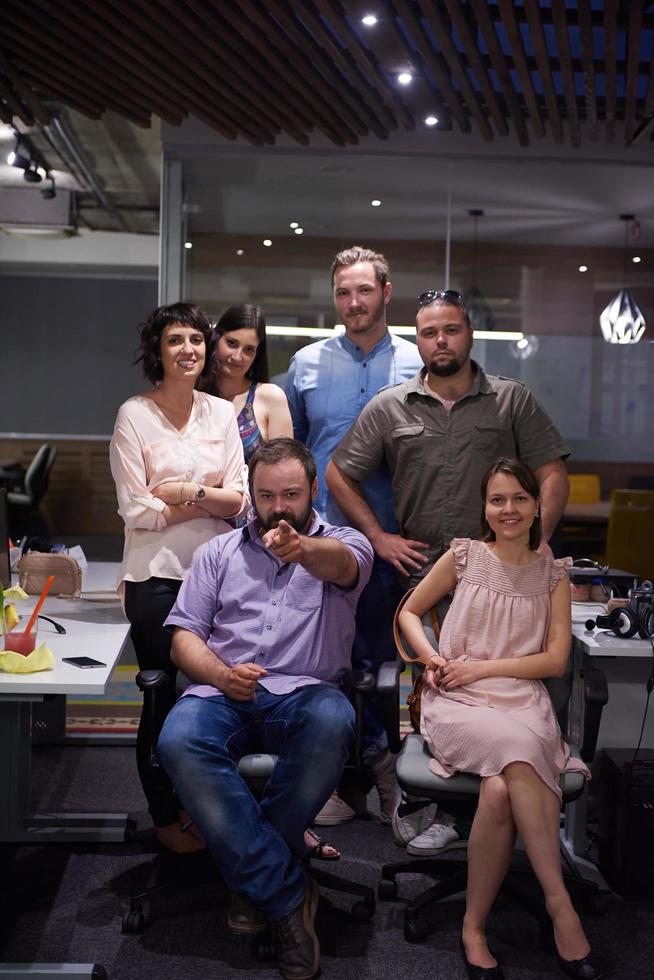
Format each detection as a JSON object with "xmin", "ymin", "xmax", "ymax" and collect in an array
[
  {"xmin": 392, "ymin": 799, "xmax": 439, "ymax": 845},
  {"xmin": 314, "ymin": 792, "xmax": 356, "ymax": 826},
  {"xmin": 406, "ymin": 816, "xmax": 460, "ymax": 855}
]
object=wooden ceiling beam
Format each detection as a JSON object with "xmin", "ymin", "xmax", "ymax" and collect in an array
[
  {"xmin": 644, "ymin": 39, "xmax": 654, "ymax": 118},
  {"xmin": 282, "ymin": 0, "xmax": 396, "ymax": 134},
  {"xmin": 550, "ymin": 0, "xmax": 580, "ymax": 147},
  {"xmin": 129, "ymin": 0, "xmax": 289, "ymax": 143},
  {"xmin": 603, "ymin": 0, "xmax": 618, "ymax": 141},
  {"xmin": 624, "ymin": 0, "xmax": 643, "ymax": 146},
  {"xmin": 103, "ymin": 0, "xmax": 271, "ymax": 145},
  {"xmin": 443, "ymin": 0, "xmax": 508, "ymax": 136},
  {"xmin": 23, "ymin": 0, "xmax": 190, "ymax": 121},
  {"xmin": 577, "ymin": 0, "xmax": 598, "ymax": 138},
  {"xmin": 58, "ymin": 0, "xmax": 244, "ymax": 143},
  {"xmin": 415, "ymin": 0, "xmax": 493, "ymax": 141},
  {"xmin": 468, "ymin": 0, "xmax": 529, "ymax": 146},
  {"xmin": 169, "ymin": 0, "xmax": 311, "ymax": 145},
  {"xmin": 0, "ymin": 48, "xmax": 50, "ymax": 126},
  {"xmin": 214, "ymin": 0, "xmax": 357, "ymax": 145},
  {"xmin": 262, "ymin": 0, "xmax": 383, "ymax": 136},
  {"xmin": 19, "ymin": 70, "xmax": 105, "ymax": 121},
  {"xmin": 496, "ymin": 0, "xmax": 545, "ymax": 138},
  {"xmin": 315, "ymin": 0, "xmax": 415, "ymax": 130},
  {"xmin": 0, "ymin": 10, "xmax": 183, "ymax": 127},
  {"xmin": 391, "ymin": 0, "xmax": 471, "ymax": 134},
  {"xmin": 0, "ymin": 73, "xmax": 33, "ymax": 126},
  {"xmin": 235, "ymin": 0, "xmax": 368, "ymax": 141},
  {"xmin": 524, "ymin": 0, "xmax": 563, "ymax": 143}
]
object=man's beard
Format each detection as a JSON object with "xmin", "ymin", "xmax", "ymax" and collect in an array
[
  {"xmin": 344, "ymin": 296, "xmax": 385, "ymax": 334},
  {"xmin": 256, "ymin": 501, "xmax": 313, "ymax": 533},
  {"xmin": 428, "ymin": 355, "xmax": 466, "ymax": 377}
]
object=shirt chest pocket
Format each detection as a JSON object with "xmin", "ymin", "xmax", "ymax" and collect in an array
[
  {"xmin": 390, "ymin": 422, "xmax": 427, "ymax": 467},
  {"xmin": 284, "ymin": 568, "xmax": 325, "ymax": 611},
  {"xmin": 472, "ymin": 418, "xmax": 514, "ymax": 459}
]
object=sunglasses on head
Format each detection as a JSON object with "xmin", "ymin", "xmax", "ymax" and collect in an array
[{"xmin": 418, "ymin": 289, "xmax": 462, "ymax": 307}]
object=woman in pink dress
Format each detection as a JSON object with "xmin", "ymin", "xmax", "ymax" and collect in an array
[{"xmin": 399, "ymin": 458, "xmax": 600, "ymax": 980}]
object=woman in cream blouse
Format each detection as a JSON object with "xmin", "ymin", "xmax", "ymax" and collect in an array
[{"xmin": 110, "ymin": 302, "xmax": 248, "ymax": 853}]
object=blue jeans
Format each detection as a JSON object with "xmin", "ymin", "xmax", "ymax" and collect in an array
[{"xmin": 157, "ymin": 683, "xmax": 355, "ymax": 920}]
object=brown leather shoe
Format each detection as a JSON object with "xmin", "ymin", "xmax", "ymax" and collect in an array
[
  {"xmin": 227, "ymin": 892, "xmax": 267, "ymax": 934},
  {"xmin": 274, "ymin": 879, "xmax": 320, "ymax": 980}
]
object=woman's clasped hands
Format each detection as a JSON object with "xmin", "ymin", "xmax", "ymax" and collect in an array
[{"xmin": 425, "ymin": 655, "xmax": 483, "ymax": 691}]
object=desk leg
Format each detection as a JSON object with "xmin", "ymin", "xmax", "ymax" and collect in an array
[{"xmin": 0, "ymin": 699, "xmax": 132, "ymax": 844}]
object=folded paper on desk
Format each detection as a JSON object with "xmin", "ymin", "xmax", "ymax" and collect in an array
[
  {"xmin": 19, "ymin": 552, "xmax": 82, "ymax": 597},
  {"xmin": 0, "ymin": 644, "xmax": 54, "ymax": 673}
]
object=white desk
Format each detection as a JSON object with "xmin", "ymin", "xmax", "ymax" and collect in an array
[
  {"xmin": 563, "ymin": 602, "xmax": 652, "ymax": 878},
  {"xmin": 0, "ymin": 561, "xmax": 133, "ymax": 843}
]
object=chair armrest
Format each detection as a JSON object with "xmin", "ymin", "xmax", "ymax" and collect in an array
[
  {"xmin": 342, "ymin": 669, "xmax": 376, "ymax": 693},
  {"xmin": 580, "ymin": 665, "xmax": 609, "ymax": 763},
  {"xmin": 136, "ymin": 669, "xmax": 170, "ymax": 691},
  {"xmin": 376, "ymin": 659, "xmax": 403, "ymax": 755}
]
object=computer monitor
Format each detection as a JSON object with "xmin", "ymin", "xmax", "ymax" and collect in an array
[{"xmin": 0, "ymin": 489, "xmax": 10, "ymax": 588}]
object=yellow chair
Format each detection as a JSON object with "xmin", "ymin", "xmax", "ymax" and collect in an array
[
  {"xmin": 606, "ymin": 490, "xmax": 654, "ymax": 580},
  {"xmin": 568, "ymin": 473, "xmax": 601, "ymax": 504}
]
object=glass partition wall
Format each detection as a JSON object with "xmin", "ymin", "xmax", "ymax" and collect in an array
[{"xmin": 161, "ymin": 140, "xmax": 654, "ymax": 469}]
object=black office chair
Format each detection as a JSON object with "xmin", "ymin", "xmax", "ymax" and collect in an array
[
  {"xmin": 3, "ymin": 443, "xmax": 57, "ymax": 538},
  {"xmin": 122, "ymin": 661, "xmax": 402, "ymax": 936},
  {"xmin": 379, "ymin": 605, "xmax": 608, "ymax": 944}
]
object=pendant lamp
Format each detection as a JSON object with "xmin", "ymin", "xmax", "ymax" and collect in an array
[
  {"xmin": 462, "ymin": 209, "xmax": 496, "ymax": 331},
  {"xmin": 599, "ymin": 214, "xmax": 646, "ymax": 344}
]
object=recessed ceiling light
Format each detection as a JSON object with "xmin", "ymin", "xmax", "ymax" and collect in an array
[
  {"xmin": 632, "ymin": 255, "xmax": 642, "ymax": 263},
  {"xmin": 578, "ymin": 265, "xmax": 588, "ymax": 272},
  {"xmin": 184, "ymin": 241, "xmax": 193, "ymax": 250},
  {"xmin": 294, "ymin": 227, "xmax": 304, "ymax": 235},
  {"xmin": 236, "ymin": 249, "xmax": 244, "ymax": 256},
  {"xmin": 425, "ymin": 115, "xmax": 439, "ymax": 127},
  {"xmin": 263, "ymin": 239, "xmax": 272, "ymax": 247},
  {"xmin": 361, "ymin": 14, "xmax": 377, "ymax": 26},
  {"xmin": 289, "ymin": 221, "xmax": 299, "ymax": 229},
  {"xmin": 398, "ymin": 72, "xmax": 413, "ymax": 86},
  {"xmin": 371, "ymin": 199, "xmax": 381, "ymax": 207},
  {"xmin": 516, "ymin": 338, "xmax": 529, "ymax": 350}
]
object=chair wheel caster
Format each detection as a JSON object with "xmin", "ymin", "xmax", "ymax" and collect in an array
[
  {"xmin": 351, "ymin": 899, "xmax": 374, "ymax": 922},
  {"xmin": 122, "ymin": 906, "xmax": 146, "ymax": 934},
  {"xmin": 404, "ymin": 915, "xmax": 428, "ymax": 942},
  {"xmin": 378, "ymin": 879, "xmax": 398, "ymax": 901}
]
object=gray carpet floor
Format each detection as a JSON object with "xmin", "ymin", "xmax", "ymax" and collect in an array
[{"xmin": 1, "ymin": 743, "xmax": 652, "ymax": 979}]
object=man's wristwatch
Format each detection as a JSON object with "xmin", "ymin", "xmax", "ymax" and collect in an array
[{"xmin": 195, "ymin": 485, "xmax": 206, "ymax": 502}]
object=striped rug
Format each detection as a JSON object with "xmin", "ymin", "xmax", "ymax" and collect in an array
[{"xmin": 66, "ymin": 664, "xmax": 141, "ymax": 734}]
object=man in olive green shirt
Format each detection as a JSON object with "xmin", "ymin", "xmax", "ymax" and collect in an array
[{"xmin": 326, "ymin": 289, "xmax": 569, "ymax": 587}]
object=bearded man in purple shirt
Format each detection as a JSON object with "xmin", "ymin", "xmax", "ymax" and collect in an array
[{"xmin": 157, "ymin": 438, "xmax": 373, "ymax": 980}]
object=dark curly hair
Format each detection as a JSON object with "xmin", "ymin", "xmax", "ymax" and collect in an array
[
  {"xmin": 135, "ymin": 303, "xmax": 214, "ymax": 385},
  {"xmin": 248, "ymin": 438, "xmax": 316, "ymax": 490},
  {"xmin": 480, "ymin": 457, "xmax": 542, "ymax": 551}
]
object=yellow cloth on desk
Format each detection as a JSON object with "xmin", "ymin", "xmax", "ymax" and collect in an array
[{"xmin": 0, "ymin": 644, "xmax": 54, "ymax": 673}]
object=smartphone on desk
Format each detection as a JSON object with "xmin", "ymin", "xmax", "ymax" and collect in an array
[{"xmin": 62, "ymin": 656, "xmax": 107, "ymax": 668}]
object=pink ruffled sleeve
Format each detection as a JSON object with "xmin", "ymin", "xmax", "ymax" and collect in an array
[
  {"xmin": 550, "ymin": 555, "xmax": 573, "ymax": 591},
  {"xmin": 449, "ymin": 538, "xmax": 472, "ymax": 579}
]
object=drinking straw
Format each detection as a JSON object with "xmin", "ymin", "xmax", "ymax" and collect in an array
[{"xmin": 23, "ymin": 574, "xmax": 56, "ymax": 636}]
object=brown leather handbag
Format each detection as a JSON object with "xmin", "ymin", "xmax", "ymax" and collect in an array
[{"xmin": 393, "ymin": 588, "xmax": 441, "ymax": 733}]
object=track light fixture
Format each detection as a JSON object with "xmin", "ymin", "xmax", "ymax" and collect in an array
[
  {"xmin": 40, "ymin": 175, "xmax": 56, "ymax": 199},
  {"xmin": 7, "ymin": 138, "xmax": 31, "ymax": 171}
]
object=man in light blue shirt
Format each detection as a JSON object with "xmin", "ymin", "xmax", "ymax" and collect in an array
[{"xmin": 286, "ymin": 246, "xmax": 424, "ymax": 824}]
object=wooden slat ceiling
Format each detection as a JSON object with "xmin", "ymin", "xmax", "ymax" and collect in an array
[{"xmin": 1, "ymin": 0, "xmax": 653, "ymax": 150}]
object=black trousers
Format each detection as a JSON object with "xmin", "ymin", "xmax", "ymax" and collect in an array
[{"xmin": 124, "ymin": 576, "xmax": 182, "ymax": 827}]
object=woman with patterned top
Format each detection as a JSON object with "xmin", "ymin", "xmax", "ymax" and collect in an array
[
  {"xmin": 110, "ymin": 302, "xmax": 248, "ymax": 853},
  {"xmin": 205, "ymin": 304, "xmax": 292, "ymax": 464},
  {"xmin": 399, "ymin": 458, "xmax": 600, "ymax": 980}
]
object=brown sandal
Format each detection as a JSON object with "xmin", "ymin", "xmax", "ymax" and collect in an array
[{"xmin": 305, "ymin": 828, "xmax": 341, "ymax": 861}]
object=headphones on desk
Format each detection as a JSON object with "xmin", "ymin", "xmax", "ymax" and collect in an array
[{"xmin": 585, "ymin": 581, "xmax": 654, "ymax": 640}]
